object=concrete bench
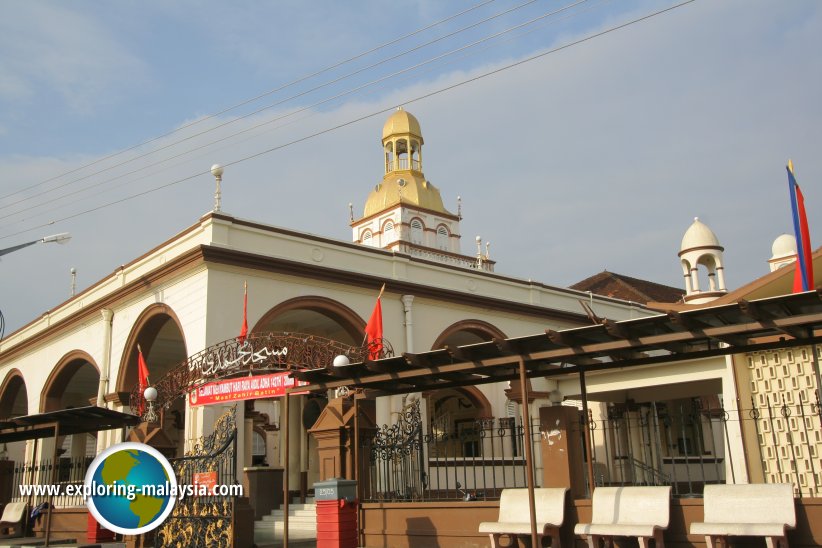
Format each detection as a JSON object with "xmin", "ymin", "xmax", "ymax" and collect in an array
[
  {"xmin": 574, "ymin": 486, "xmax": 671, "ymax": 548},
  {"xmin": 0, "ymin": 502, "xmax": 26, "ymax": 538},
  {"xmin": 479, "ymin": 487, "xmax": 568, "ymax": 547},
  {"xmin": 690, "ymin": 484, "xmax": 796, "ymax": 548}
]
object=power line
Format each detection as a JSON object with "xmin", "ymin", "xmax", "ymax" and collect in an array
[
  {"xmin": 0, "ymin": 0, "xmax": 500, "ymax": 204},
  {"xmin": 0, "ymin": 0, "xmax": 695, "ymax": 242},
  {"xmin": 0, "ymin": 0, "xmax": 539, "ymax": 216},
  {"xmin": 0, "ymin": 0, "xmax": 588, "ymax": 231},
  {"xmin": 0, "ymin": 0, "xmax": 593, "ymax": 225}
]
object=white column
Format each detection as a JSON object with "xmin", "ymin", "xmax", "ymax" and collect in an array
[
  {"xmin": 401, "ymin": 295, "xmax": 415, "ymax": 353},
  {"xmin": 716, "ymin": 265, "xmax": 727, "ymax": 291},
  {"xmin": 235, "ymin": 403, "xmax": 246, "ymax": 481},
  {"xmin": 723, "ymin": 354, "xmax": 749, "ymax": 483},
  {"xmin": 690, "ymin": 268, "xmax": 701, "ymax": 293},
  {"xmin": 96, "ymin": 309, "xmax": 114, "ymax": 454}
]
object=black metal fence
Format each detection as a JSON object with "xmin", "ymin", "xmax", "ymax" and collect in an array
[
  {"xmin": 359, "ymin": 396, "xmax": 822, "ymax": 502},
  {"xmin": 579, "ymin": 397, "xmax": 822, "ymax": 498},
  {"xmin": 359, "ymin": 403, "xmax": 540, "ymax": 502},
  {"xmin": 5, "ymin": 455, "xmax": 92, "ymax": 507}
]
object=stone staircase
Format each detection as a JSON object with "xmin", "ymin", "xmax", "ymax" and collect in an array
[{"xmin": 254, "ymin": 499, "xmax": 318, "ymax": 547}]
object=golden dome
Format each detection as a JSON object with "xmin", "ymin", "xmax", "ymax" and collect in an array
[
  {"xmin": 382, "ymin": 108, "xmax": 423, "ymax": 144},
  {"xmin": 363, "ymin": 173, "xmax": 451, "ymax": 218}
]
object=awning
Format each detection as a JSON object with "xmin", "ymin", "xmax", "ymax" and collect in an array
[{"xmin": 0, "ymin": 406, "xmax": 141, "ymax": 443}]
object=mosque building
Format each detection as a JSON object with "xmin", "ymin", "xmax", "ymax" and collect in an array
[{"xmin": 0, "ymin": 107, "xmax": 819, "ymax": 545}]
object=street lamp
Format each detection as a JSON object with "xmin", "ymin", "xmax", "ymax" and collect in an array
[{"xmin": 0, "ymin": 232, "xmax": 71, "ymax": 258}]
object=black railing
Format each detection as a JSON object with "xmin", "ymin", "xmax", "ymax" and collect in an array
[
  {"xmin": 4, "ymin": 455, "xmax": 93, "ymax": 508},
  {"xmin": 578, "ymin": 396, "xmax": 822, "ymax": 498},
  {"xmin": 359, "ymin": 410, "xmax": 541, "ymax": 502}
]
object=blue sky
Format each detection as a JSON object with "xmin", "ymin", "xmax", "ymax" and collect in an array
[{"xmin": 1, "ymin": 0, "xmax": 821, "ymax": 334}]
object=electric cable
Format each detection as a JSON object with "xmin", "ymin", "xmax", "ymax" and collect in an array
[
  {"xmin": 0, "ymin": 0, "xmax": 592, "ymax": 225},
  {"xmin": 0, "ymin": 0, "xmax": 504, "ymax": 205},
  {"xmin": 0, "ymin": 0, "xmax": 695, "ymax": 241}
]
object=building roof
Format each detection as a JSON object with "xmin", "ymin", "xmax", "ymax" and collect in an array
[{"xmin": 570, "ymin": 271, "xmax": 685, "ymax": 305}]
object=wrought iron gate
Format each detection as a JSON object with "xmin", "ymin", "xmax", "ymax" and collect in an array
[
  {"xmin": 155, "ymin": 407, "xmax": 237, "ymax": 547},
  {"xmin": 360, "ymin": 400, "xmax": 425, "ymax": 501}
]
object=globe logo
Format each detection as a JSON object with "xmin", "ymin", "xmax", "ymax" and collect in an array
[{"xmin": 84, "ymin": 442, "xmax": 177, "ymax": 535}]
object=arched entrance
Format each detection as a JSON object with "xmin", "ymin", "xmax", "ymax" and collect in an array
[
  {"xmin": 253, "ymin": 296, "xmax": 365, "ymax": 345},
  {"xmin": 0, "ymin": 370, "xmax": 28, "ymax": 466},
  {"xmin": 426, "ymin": 320, "xmax": 505, "ymax": 458},
  {"xmin": 41, "ymin": 352, "xmax": 100, "ymax": 491},
  {"xmin": 252, "ymin": 296, "xmax": 366, "ymax": 494},
  {"xmin": 0, "ymin": 370, "xmax": 27, "ymax": 419},
  {"xmin": 119, "ymin": 304, "xmax": 188, "ymax": 457}
]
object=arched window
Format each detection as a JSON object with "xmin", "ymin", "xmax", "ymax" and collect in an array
[
  {"xmin": 396, "ymin": 139, "xmax": 409, "ymax": 169},
  {"xmin": 362, "ymin": 230, "xmax": 373, "ymax": 245},
  {"xmin": 410, "ymin": 140, "xmax": 421, "ymax": 171},
  {"xmin": 384, "ymin": 142, "xmax": 394, "ymax": 172},
  {"xmin": 436, "ymin": 225, "xmax": 449, "ymax": 250},
  {"xmin": 252, "ymin": 431, "xmax": 267, "ymax": 466},
  {"xmin": 382, "ymin": 220, "xmax": 395, "ymax": 245},
  {"xmin": 410, "ymin": 219, "xmax": 424, "ymax": 245}
]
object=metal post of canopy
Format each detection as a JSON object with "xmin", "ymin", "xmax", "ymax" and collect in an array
[{"xmin": 517, "ymin": 357, "xmax": 538, "ymax": 548}]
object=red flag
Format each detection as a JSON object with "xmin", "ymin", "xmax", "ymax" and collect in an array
[
  {"xmin": 137, "ymin": 345, "xmax": 150, "ymax": 415},
  {"xmin": 364, "ymin": 285, "xmax": 384, "ymax": 360},
  {"xmin": 137, "ymin": 346, "xmax": 150, "ymax": 391},
  {"xmin": 238, "ymin": 281, "xmax": 249, "ymax": 343}
]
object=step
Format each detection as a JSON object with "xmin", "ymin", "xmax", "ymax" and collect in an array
[{"xmin": 278, "ymin": 503, "xmax": 316, "ymax": 512}]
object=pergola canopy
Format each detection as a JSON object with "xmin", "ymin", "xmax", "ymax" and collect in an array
[{"xmin": 291, "ymin": 290, "xmax": 822, "ymax": 395}]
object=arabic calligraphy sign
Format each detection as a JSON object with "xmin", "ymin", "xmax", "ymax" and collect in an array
[
  {"xmin": 129, "ymin": 331, "xmax": 394, "ymax": 418},
  {"xmin": 189, "ymin": 371, "xmax": 308, "ymax": 406}
]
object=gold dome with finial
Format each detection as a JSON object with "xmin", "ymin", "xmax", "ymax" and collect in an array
[{"xmin": 361, "ymin": 108, "xmax": 452, "ymax": 218}]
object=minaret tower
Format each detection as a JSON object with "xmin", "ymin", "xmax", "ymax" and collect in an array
[
  {"xmin": 679, "ymin": 217, "xmax": 727, "ymax": 303},
  {"xmin": 352, "ymin": 108, "xmax": 493, "ymax": 271}
]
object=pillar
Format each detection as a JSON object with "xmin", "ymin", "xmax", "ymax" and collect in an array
[{"xmin": 539, "ymin": 406, "xmax": 585, "ymax": 499}]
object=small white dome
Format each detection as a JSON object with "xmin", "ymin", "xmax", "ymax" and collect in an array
[
  {"xmin": 680, "ymin": 217, "xmax": 721, "ymax": 252},
  {"xmin": 771, "ymin": 234, "xmax": 797, "ymax": 260}
]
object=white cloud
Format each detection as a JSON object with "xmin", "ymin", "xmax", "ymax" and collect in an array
[{"xmin": 0, "ymin": 3, "xmax": 148, "ymax": 112}]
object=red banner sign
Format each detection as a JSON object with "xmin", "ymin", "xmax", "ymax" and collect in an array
[{"xmin": 188, "ymin": 371, "xmax": 308, "ymax": 406}]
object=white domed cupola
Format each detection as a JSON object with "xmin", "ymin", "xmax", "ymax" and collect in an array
[
  {"xmin": 769, "ymin": 234, "xmax": 798, "ymax": 272},
  {"xmin": 678, "ymin": 217, "xmax": 727, "ymax": 303}
]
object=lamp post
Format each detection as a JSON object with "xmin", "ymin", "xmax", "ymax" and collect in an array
[{"xmin": 0, "ymin": 232, "xmax": 71, "ymax": 258}]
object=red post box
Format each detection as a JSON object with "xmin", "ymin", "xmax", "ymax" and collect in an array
[
  {"xmin": 87, "ymin": 511, "xmax": 116, "ymax": 543},
  {"xmin": 314, "ymin": 478, "xmax": 357, "ymax": 548}
]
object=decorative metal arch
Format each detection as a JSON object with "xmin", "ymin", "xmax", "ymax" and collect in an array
[{"xmin": 130, "ymin": 331, "xmax": 393, "ymax": 418}]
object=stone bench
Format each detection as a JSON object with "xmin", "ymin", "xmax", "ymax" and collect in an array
[
  {"xmin": 0, "ymin": 502, "xmax": 26, "ymax": 538},
  {"xmin": 574, "ymin": 486, "xmax": 671, "ymax": 548},
  {"xmin": 479, "ymin": 487, "xmax": 567, "ymax": 547},
  {"xmin": 690, "ymin": 483, "xmax": 796, "ymax": 548}
]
